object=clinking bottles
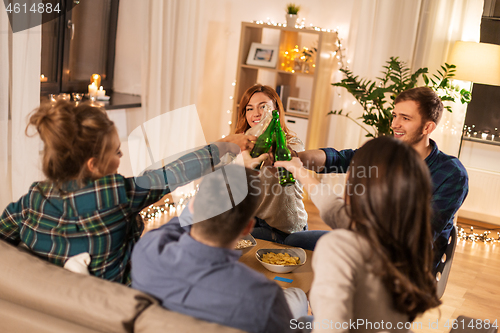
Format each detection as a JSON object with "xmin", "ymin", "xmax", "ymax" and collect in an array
[
  {"xmin": 250, "ymin": 110, "xmax": 279, "ymax": 169},
  {"xmin": 274, "ymin": 114, "xmax": 296, "ymax": 186}
]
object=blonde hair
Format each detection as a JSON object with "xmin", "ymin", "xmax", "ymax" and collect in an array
[{"xmin": 27, "ymin": 100, "xmax": 116, "ymax": 186}]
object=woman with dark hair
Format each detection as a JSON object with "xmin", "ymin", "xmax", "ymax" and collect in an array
[
  {"xmin": 276, "ymin": 136, "xmax": 441, "ymax": 328},
  {"xmin": 235, "ymin": 84, "xmax": 308, "ymax": 243}
]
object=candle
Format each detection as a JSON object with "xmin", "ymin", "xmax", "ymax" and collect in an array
[
  {"xmin": 40, "ymin": 74, "xmax": 48, "ymax": 82},
  {"xmin": 88, "ymin": 82, "xmax": 97, "ymax": 97},
  {"xmin": 97, "ymin": 86, "xmax": 106, "ymax": 99},
  {"xmin": 90, "ymin": 73, "xmax": 101, "ymax": 87}
]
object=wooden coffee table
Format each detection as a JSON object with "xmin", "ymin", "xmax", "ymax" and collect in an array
[{"xmin": 238, "ymin": 239, "xmax": 314, "ymax": 294}]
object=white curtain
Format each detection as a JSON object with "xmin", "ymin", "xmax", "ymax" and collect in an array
[
  {"xmin": 139, "ymin": 0, "xmax": 210, "ymax": 201},
  {"xmin": 326, "ymin": 0, "xmax": 483, "ymax": 156},
  {"xmin": 413, "ymin": 0, "xmax": 483, "ymax": 155},
  {"xmin": 139, "ymin": 0, "xmax": 210, "ymax": 160},
  {"xmin": 0, "ymin": 8, "xmax": 43, "ymax": 210}
]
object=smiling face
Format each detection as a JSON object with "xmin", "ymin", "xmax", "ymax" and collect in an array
[
  {"xmin": 391, "ymin": 100, "xmax": 427, "ymax": 146},
  {"xmin": 245, "ymin": 92, "xmax": 275, "ymax": 128}
]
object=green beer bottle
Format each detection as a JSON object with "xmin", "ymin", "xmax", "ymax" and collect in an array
[
  {"xmin": 250, "ymin": 110, "xmax": 279, "ymax": 169},
  {"xmin": 274, "ymin": 115, "xmax": 296, "ymax": 186}
]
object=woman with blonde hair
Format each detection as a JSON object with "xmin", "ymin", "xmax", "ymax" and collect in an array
[{"xmin": 0, "ymin": 100, "xmax": 257, "ymax": 284}]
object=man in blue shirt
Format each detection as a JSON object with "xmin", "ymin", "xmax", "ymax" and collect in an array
[
  {"xmin": 131, "ymin": 165, "xmax": 307, "ymax": 333},
  {"xmin": 292, "ymin": 87, "xmax": 468, "ymax": 264}
]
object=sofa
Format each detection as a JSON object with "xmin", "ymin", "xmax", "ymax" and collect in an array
[{"xmin": 0, "ymin": 240, "xmax": 245, "ymax": 333}]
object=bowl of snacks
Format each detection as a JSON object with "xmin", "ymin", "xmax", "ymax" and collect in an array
[
  {"xmin": 255, "ymin": 248, "xmax": 306, "ymax": 274},
  {"xmin": 235, "ymin": 234, "xmax": 257, "ymax": 254}
]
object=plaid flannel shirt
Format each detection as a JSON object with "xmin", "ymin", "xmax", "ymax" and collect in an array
[
  {"xmin": 0, "ymin": 144, "xmax": 219, "ymax": 285},
  {"xmin": 320, "ymin": 139, "xmax": 469, "ymax": 258}
]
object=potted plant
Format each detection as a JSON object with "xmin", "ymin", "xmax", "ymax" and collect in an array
[
  {"xmin": 286, "ymin": 3, "xmax": 300, "ymax": 27},
  {"xmin": 328, "ymin": 57, "xmax": 471, "ymax": 137}
]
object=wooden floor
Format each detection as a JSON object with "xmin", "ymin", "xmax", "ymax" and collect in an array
[
  {"xmin": 143, "ymin": 199, "xmax": 500, "ymax": 328},
  {"xmin": 304, "ymin": 200, "xmax": 500, "ymax": 330}
]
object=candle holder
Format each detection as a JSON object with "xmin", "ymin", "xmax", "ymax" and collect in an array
[{"xmin": 72, "ymin": 93, "xmax": 83, "ymax": 105}]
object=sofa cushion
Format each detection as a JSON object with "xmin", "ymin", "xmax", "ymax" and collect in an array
[
  {"xmin": 0, "ymin": 299, "xmax": 99, "ymax": 333},
  {"xmin": 134, "ymin": 303, "xmax": 247, "ymax": 333},
  {"xmin": 0, "ymin": 240, "xmax": 156, "ymax": 333}
]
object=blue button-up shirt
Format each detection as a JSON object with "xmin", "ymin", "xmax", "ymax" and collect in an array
[
  {"xmin": 131, "ymin": 214, "xmax": 294, "ymax": 333},
  {"xmin": 321, "ymin": 139, "xmax": 468, "ymax": 259}
]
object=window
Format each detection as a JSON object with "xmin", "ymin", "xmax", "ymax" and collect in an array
[{"xmin": 40, "ymin": 0, "xmax": 119, "ymax": 95}]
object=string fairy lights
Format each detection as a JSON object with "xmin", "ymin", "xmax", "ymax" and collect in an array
[
  {"xmin": 223, "ymin": 80, "xmax": 237, "ymax": 138},
  {"xmin": 457, "ymin": 225, "xmax": 500, "ymax": 243},
  {"xmin": 140, "ymin": 187, "xmax": 199, "ymax": 226}
]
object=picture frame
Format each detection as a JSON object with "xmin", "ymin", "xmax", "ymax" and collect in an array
[
  {"xmin": 286, "ymin": 97, "xmax": 310, "ymax": 116},
  {"xmin": 246, "ymin": 43, "xmax": 279, "ymax": 68}
]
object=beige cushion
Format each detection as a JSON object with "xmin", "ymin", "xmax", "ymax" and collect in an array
[
  {"xmin": 134, "ymin": 303, "xmax": 247, "ymax": 333},
  {"xmin": 0, "ymin": 240, "xmax": 155, "ymax": 333},
  {"xmin": 0, "ymin": 299, "xmax": 99, "ymax": 333}
]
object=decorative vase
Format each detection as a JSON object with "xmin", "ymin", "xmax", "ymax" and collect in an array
[
  {"xmin": 293, "ymin": 57, "xmax": 302, "ymax": 72},
  {"xmin": 303, "ymin": 60, "xmax": 311, "ymax": 74},
  {"xmin": 286, "ymin": 14, "xmax": 297, "ymax": 28}
]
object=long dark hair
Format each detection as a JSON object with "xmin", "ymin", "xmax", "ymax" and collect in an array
[{"xmin": 346, "ymin": 136, "xmax": 441, "ymax": 321}]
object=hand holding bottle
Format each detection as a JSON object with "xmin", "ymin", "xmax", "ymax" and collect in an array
[
  {"xmin": 274, "ymin": 157, "xmax": 303, "ymax": 177},
  {"xmin": 216, "ymin": 133, "xmax": 257, "ymax": 155},
  {"xmin": 240, "ymin": 150, "xmax": 270, "ymax": 169}
]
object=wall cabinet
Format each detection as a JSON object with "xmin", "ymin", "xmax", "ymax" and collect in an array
[{"xmin": 232, "ymin": 22, "xmax": 338, "ymax": 149}]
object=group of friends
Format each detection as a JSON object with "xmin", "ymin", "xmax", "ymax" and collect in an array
[{"xmin": 0, "ymin": 84, "xmax": 468, "ymax": 333}]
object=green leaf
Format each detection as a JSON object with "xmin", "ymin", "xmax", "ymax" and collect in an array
[{"xmin": 423, "ymin": 74, "xmax": 429, "ymax": 85}]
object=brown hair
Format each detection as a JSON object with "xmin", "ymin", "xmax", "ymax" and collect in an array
[
  {"xmin": 234, "ymin": 84, "xmax": 295, "ymax": 140},
  {"xmin": 192, "ymin": 165, "xmax": 263, "ymax": 246},
  {"xmin": 395, "ymin": 87, "xmax": 444, "ymax": 125},
  {"xmin": 346, "ymin": 136, "xmax": 441, "ymax": 321},
  {"xmin": 26, "ymin": 100, "xmax": 116, "ymax": 186}
]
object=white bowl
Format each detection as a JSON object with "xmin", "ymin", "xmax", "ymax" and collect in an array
[
  {"xmin": 235, "ymin": 234, "xmax": 257, "ymax": 255},
  {"xmin": 255, "ymin": 248, "xmax": 306, "ymax": 274}
]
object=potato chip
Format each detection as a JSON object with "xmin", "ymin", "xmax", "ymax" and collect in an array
[{"xmin": 261, "ymin": 252, "xmax": 300, "ymax": 265}]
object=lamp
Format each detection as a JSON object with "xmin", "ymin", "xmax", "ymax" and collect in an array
[
  {"xmin": 447, "ymin": 41, "xmax": 500, "ymax": 86},
  {"xmin": 447, "ymin": 41, "xmax": 500, "ymax": 155}
]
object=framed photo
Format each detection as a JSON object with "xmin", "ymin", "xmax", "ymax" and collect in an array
[
  {"xmin": 286, "ymin": 97, "xmax": 310, "ymax": 116},
  {"xmin": 246, "ymin": 43, "xmax": 279, "ymax": 68}
]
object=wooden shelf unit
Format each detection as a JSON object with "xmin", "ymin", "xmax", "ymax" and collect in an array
[{"xmin": 232, "ymin": 22, "xmax": 338, "ymax": 149}]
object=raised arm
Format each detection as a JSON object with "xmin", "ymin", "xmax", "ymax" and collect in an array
[
  {"xmin": 298, "ymin": 149, "xmax": 327, "ymax": 172},
  {"xmin": 299, "ymin": 148, "xmax": 356, "ymax": 174}
]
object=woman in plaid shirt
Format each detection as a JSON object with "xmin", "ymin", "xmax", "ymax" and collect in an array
[{"xmin": 0, "ymin": 100, "xmax": 260, "ymax": 285}]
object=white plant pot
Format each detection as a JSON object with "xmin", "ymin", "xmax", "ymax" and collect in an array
[{"xmin": 286, "ymin": 14, "xmax": 297, "ymax": 28}]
